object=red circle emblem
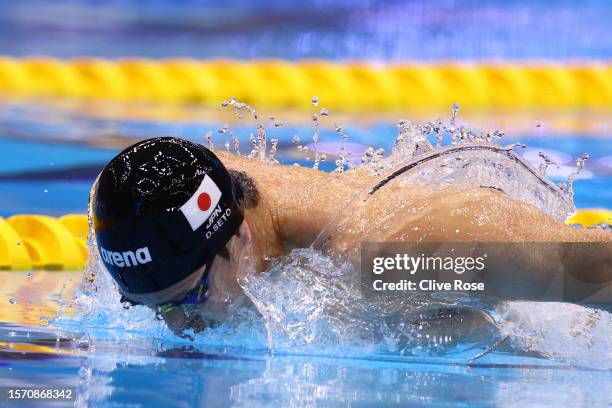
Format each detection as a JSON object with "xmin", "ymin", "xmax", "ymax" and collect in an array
[{"xmin": 197, "ymin": 192, "xmax": 212, "ymax": 211}]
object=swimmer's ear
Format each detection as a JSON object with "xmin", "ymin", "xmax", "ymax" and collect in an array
[
  {"xmin": 221, "ymin": 221, "xmax": 251, "ymax": 266},
  {"xmin": 217, "ymin": 246, "xmax": 230, "ymax": 261},
  {"xmin": 217, "ymin": 221, "xmax": 250, "ymax": 262},
  {"xmin": 237, "ymin": 220, "xmax": 252, "ymax": 244},
  {"xmin": 217, "ymin": 220, "xmax": 251, "ymax": 261}
]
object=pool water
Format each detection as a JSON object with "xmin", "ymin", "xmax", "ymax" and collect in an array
[
  {"xmin": 2, "ymin": 270, "xmax": 611, "ymax": 407},
  {"xmin": 2, "ymin": 319, "xmax": 611, "ymax": 407},
  {"xmin": 1, "ymin": 101, "xmax": 611, "ymax": 407},
  {"xmin": 1, "ymin": 100, "xmax": 611, "ymax": 216}
]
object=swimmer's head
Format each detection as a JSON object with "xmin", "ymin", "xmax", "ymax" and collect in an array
[{"xmin": 92, "ymin": 136, "xmax": 245, "ymax": 307}]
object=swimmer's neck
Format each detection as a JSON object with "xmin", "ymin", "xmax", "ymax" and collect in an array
[{"xmin": 216, "ymin": 152, "xmax": 371, "ymax": 253}]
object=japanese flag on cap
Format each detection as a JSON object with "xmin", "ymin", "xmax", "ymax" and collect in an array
[{"xmin": 180, "ymin": 175, "xmax": 222, "ymax": 231}]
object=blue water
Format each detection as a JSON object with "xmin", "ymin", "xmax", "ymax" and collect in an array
[
  {"xmin": 1, "ymin": 1, "xmax": 612, "ymax": 402},
  {"xmin": 4, "ymin": 320, "xmax": 610, "ymax": 408},
  {"xmin": 0, "ymin": 102, "xmax": 610, "ymax": 216},
  {"xmin": 0, "ymin": 100, "xmax": 611, "ymax": 407}
]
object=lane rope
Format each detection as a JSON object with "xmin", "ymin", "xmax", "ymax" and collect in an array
[{"xmin": 0, "ymin": 58, "xmax": 611, "ymax": 109}]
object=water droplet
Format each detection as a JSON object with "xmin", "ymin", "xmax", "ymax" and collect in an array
[
  {"xmin": 229, "ymin": 97, "xmax": 237, "ymax": 105},
  {"xmin": 16, "ymin": 241, "xmax": 21, "ymax": 246},
  {"xmin": 492, "ymin": 130, "xmax": 505, "ymax": 143},
  {"xmin": 292, "ymin": 135, "xmax": 300, "ymax": 144},
  {"xmin": 43, "ymin": 189, "xmax": 48, "ymax": 193},
  {"xmin": 320, "ymin": 108, "xmax": 329, "ymax": 116},
  {"xmin": 26, "ymin": 272, "xmax": 32, "ymax": 278},
  {"xmin": 9, "ymin": 298, "xmax": 16, "ymax": 305},
  {"xmin": 204, "ymin": 130, "xmax": 214, "ymax": 151},
  {"xmin": 444, "ymin": 103, "xmax": 461, "ymax": 145},
  {"xmin": 393, "ymin": 119, "xmax": 432, "ymax": 160},
  {"xmin": 566, "ymin": 153, "xmax": 589, "ymax": 201},
  {"xmin": 538, "ymin": 151, "xmax": 557, "ymax": 177},
  {"xmin": 268, "ymin": 139, "xmax": 279, "ymax": 162},
  {"xmin": 505, "ymin": 142, "xmax": 526, "ymax": 151},
  {"xmin": 312, "ymin": 96, "xmax": 319, "ymax": 106}
]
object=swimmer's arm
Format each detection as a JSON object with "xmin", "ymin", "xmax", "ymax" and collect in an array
[
  {"xmin": 470, "ymin": 242, "xmax": 612, "ymax": 302},
  {"xmin": 214, "ymin": 155, "xmax": 611, "ymax": 299},
  {"xmin": 423, "ymin": 188, "xmax": 612, "ymax": 301},
  {"xmin": 377, "ymin": 187, "xmax": 612, "ymax": 301},
  {"xmin": 560, "ymin": 242, "xmax": 612, "ymax": 285}
]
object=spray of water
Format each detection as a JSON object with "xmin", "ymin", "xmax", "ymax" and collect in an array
[
  {"xmin": 538, "ymin": 151, "xmax": 557, "ymax": 177},
  {"xmin": 52, "ymin": 99, "xmax": 609, "ymax": 368},
  {"xmin": 345, "ymin": 104, "xmax": 582, "ymax": 223},
  {"xmin": 312, "ymin": 112, "xmax": 321, "ymax": 170},
  {"xmin": 566, "ymin": 153, "xmax": 589, "ymax": 202},
  {"xmin": 333, "ymin": 123, "xmax": 350, "ymax": 173},
  {"xmin": 220, "ymin": 97, "xmax": 269, "ymax": 161},
  {"xmin": 204, "ymin": 130, "xmax": 214, "ymax": 151},
  {"xmin": 218, "ymin": 122, "xmax": 241, "ymax": 156}
]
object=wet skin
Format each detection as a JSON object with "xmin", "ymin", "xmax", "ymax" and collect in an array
[
  {"xmin": 216, "ymin": 152, "xmax": 612, "ymax": 292},
  {"xmin": 163, "ymin": 152, "xmax": 612, "ymax": 334}
]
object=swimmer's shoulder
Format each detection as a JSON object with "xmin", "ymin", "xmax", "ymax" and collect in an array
[{"xmin": 217, "ymin": 151, "xmax": 375, "ymax": 190}]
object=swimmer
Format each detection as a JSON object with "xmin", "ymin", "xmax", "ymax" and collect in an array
[{"xmin": 92, "ymin": 137, "xmax": 611, "ymax": 336}]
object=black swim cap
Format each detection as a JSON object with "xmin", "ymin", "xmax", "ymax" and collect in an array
[{"xmin": 92, "ymin": 137, "xmax": 244, "ymax": 303}]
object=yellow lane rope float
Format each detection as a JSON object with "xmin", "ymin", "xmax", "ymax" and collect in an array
[
  {"xmin": 0, "ymin": 58, "xmax": 611, "ymax": 109},
  {"xmin": 0, "ymin": 214, "xmax": 88, "ymax": 271},
  {"xmin": 0, "ymin": 210, "xmax": 610, "ymax": 271}
]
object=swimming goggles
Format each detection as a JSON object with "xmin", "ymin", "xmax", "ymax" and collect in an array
[
  {"xmin": 119, "ymin": 262, "xmax": 211, "ymax": 311},
  {"xmin": 156, "ymin": 262, "xmax": 212, "ymax": 316}
]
